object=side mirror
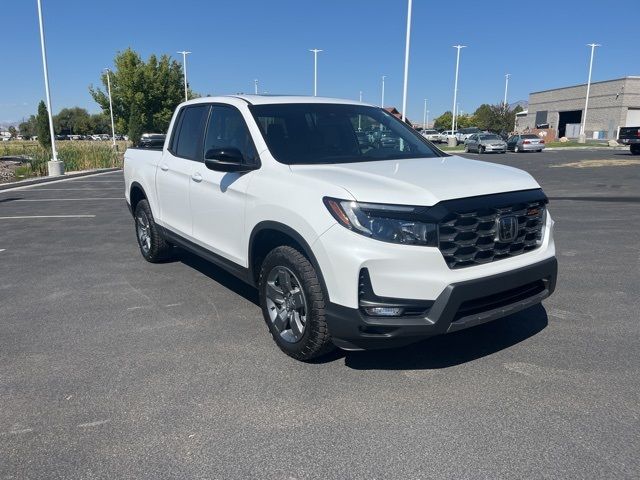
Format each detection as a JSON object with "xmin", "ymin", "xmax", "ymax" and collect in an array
[{"xmin": 204, "ymin": 147, "xmax": 257, "ymax": 173}]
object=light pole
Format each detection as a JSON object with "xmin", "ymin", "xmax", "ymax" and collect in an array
[
  {"xmin": 36, "ymin": 0, "xmax": 62, "ymax": 176},
  {"xmin": 504, "ymin": 73, "xmax": 511, "ymax": 107},
  {"xmin": 254, "ymin": 79, "xmax": 258, "ymax": 94},
  {"xmin": 104, "ymin": 69, "xmax": 116, "ymax": 148},
  {"xmin": 401, "ymin": 0, "xmax": 412, "ymax": 122},
  {"xmin": 423, "ymin": 99, "xmax": 427, "ymax": 130},
  {"xmin": 426, "ymin": 110, "xmax": 429, "ymax": 128},
  {"xmin": 177, "ymin": 50, "xmax": 191, "ymax": 102},
  {"xmin": 309, "ymin": 49, "xmax": 322, "ymax": 96},
  {"xmin": 579, "ymin": 43, "xmax": 601, "ymax": 143},
  {"xmin": 358, "ymin": 91, "xmax": 363, "ymax": 130},
  {"xmin": 381, "ymin": 75, "xmax": 386, "ymax": 108},
  {"xmin": 450, "ymin": 45, "xmax": 466, "ymax": 146}
]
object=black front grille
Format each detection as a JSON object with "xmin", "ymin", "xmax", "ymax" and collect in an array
[{"xmin": 438, "ymin": 200, "xmax": 546, "ymax": 269}]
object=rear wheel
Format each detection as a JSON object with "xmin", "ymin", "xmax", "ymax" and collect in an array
[
  {"xmin": 259, "ymin": 246, "xmax": 334, "ymax": 361},
  {"xmin": 134, "ymin": 200, "xmax": 172, "ymax": 262},
  {"xmin": 514, "ymin": 145, "xmax": 520, "ymax": 153},
  {"xmin": 631, "ymin": 145, "xmax": 640, "ymax": 155}
]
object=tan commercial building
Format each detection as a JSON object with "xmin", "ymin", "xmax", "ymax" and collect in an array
[{"xmin": 517, "ymin": 76, "xmax": 640, "ymax": 139}]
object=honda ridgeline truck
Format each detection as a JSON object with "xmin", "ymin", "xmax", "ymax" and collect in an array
[{"xmin": 124, "ymin": 96, "xmax": 557, "ymax": 361}]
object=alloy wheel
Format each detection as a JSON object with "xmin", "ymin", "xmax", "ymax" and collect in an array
[
  {"xmin": 136, "ymin": 210, "xmax": 152, "ymax": 255},
  {"xmin": 265, "ymin": 266, "xmax": 308, "ymax": 343}
]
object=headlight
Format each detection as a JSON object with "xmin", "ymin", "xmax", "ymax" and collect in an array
[{"xmin": 323, "ymin": 197, "xmax": 438, "ymax": 246}]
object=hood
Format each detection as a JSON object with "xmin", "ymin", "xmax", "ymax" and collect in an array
[{"xmin": 290, "ymin": 155, "xmax": 540, "ymax": 205}]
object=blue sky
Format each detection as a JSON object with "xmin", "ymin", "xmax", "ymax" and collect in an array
[{"xmin": 1, "ymin": 0, "xmax": 638, "ymax": 125}]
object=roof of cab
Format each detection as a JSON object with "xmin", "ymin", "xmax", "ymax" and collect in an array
[{"xmin": 179, "ymin": 95, "xmax": 367, "ymax": 107}]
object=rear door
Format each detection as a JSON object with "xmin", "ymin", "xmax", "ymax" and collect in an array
[
  {"xmin": 155, "ymin": 104, "xmax": 209, "ymax": 237},
  {"xmin": 189, "ymin": 104, "xmax": 260, "ymax": 266}
]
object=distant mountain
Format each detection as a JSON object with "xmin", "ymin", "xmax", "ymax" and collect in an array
[
  {"xmin": 509, "ymin": 100, "xmax": 528, "ymax": 110},
  {"xmin": 0, "ymin": 121, "xmax": 19, "ymax": 130}
]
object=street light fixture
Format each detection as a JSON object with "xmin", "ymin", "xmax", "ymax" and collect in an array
[
  {"xmin": 36, "ymin": 0, "xmax": 62, "ymax": 176},
  {"xmin": 104, "ymin": 68, "xmax": 116, "ymax": 148},
  {"xmin": 177, "ymin": 50, "xmax": 191, "ymax": 102},
  {"xmin": 450, "ymin": 44, "xmax": 466, "ymax": 147},
  {"xmin": 401, "ymin": 0, "xmax": 413, "ymax": 122},
  {"xmin": 504, "ymin": 73, "xmax": 511, "ymax": 107},
  {"xmin": 579, "ymin": 43, "xmax": 601, "ymax": 143},
  {"xmin": 309, "ymin": 49, "xmax": 322, "ymax": 96}
]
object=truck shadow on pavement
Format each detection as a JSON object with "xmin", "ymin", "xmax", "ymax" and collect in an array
[{"xmin": 175, "ymin": 248, "xmax": 548, "ymax": 371}]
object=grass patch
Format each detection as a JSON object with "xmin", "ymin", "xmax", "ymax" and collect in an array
[
  {"xmin": 545, "ymin": 141, "xmax": 609, "ymax": 148},
  {"xmin": 0, "ymin": 140, "xmax": 127, "ymax": 180}
]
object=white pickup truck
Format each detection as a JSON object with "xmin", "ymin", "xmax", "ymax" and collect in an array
[{"xmin": 124, "ymin": 95, "xmax": 557, "ymax": 361}]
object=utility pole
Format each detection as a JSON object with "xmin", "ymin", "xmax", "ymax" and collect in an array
[
  {"xmin": 309, "ymin": 49, "xmax": 322, "ymax": 96},
  {"xmin": 423, "ymin": 99, "xmax": 427, "ymax": 130},
  {"xmin": 579, "ymin": 43, "xmax": 601, "ymax": 143},
  {"xmin": 36, "ymin": 0, "xmax": 62, "ymax": 176},
  {"xmin": 450, "ymin": 45, "xmax": 466, "ymax": 146},
  {"xmin": 504, "ymin": 73, "xmax": 511, "ymax": 107},
  {"xmin": 401, "ymin": 0, "xmax": 412, "ymax": 122},
  {"xmin": 177, "ymin": 50, "xmax": 191, "ymax": 102},
  {"xmin": 104, "ymin": 68, "xmax": 116, "ymax": 147}
]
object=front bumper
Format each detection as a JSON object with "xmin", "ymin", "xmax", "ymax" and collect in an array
[{"xmin": 326, "ymin": 257, "xmax": 557, "ymax": 350}]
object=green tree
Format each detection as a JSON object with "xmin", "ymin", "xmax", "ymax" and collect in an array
[
  {"xmin": 89, "ymin": 113, "xmax": 111, "ymax": 134},
  {"xmin": 36, "ymin": 100, "xmax": 51, "ymax": 149},
  {"xmin": 89, "ymin": 48, "xmax": 192, "ymax": 144},
  {"xmin": 473, "ymin": 104, "xmax": 494, "ymax": 131},
  {"xmin": 434, "ymin": 111, "xmax": 452, "ymax": 130},
  {"xmin": 54, "ymin": 107, "xmax": 92, "ymax": 135},
  {"xmin": 8, "ymin": 126, "xmax": 17, "ymax": 138},
  {"xmin": 19, "ymin": 116, "xmax": 37, "ymax": 139}
]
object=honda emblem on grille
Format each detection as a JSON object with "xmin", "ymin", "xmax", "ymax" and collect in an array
[{"xmin": 496, "ymin": 215, "xmax": 518, "ymax": 242}]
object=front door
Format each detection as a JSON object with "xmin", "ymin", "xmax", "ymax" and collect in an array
[{"xmin": 189, "ymin": 104, "xmax": 260, "ymax": 266}]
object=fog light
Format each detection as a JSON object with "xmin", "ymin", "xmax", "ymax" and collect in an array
[{"xmin": 363, "ymin": 306, "xmax": 404, "ymax": 317}]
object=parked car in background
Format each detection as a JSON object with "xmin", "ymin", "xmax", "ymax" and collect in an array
[
  {"xmin": 421, "ymin": 129, "xmax": 440, "ymax": 142},
  {"xmin": 464, "ymin": 133, "xmax": 507, "ymax": 154},
  {"xmin": 437, "ymin": 130, "xmax": 457, "ymax": 143},
  {"xmin": 138, "ymin": 133, "xmax": 166, "ymax": 149},
  {"xmin": 456, "ymin": 127, "xmax": 481, "ymax": 144},
  {"xmin": 507, "ymin": 134, "xmax": 545, "ymax": 153},
  {"xmin": 618, "ymin": 126, "xmax": 640, "ymax": 155}
]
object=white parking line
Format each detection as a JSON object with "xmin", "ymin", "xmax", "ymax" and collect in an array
[
  {"xmin": 0, "ymin": 170, "xmax": 122, "ymax": 193},
  {"xmin": 0, "ymin": 215, "xmax": 96, "ymax": 219},
  {"xmin": 0, "ymin": 249, "xmax": 5, "ymax": 252},
  {"xmin": 15, "ymin": 198, "xmax": 124, "ymax": 202}
]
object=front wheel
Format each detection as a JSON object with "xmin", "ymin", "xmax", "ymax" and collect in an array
[
  {"xmin": 259, "ymin": 246, "xmax": 334, "ymax": 361},
  {"xmin": 478, "ymin": 145, "xmax": 484, "ymax": 154},
  {"xmin": 514, "ymin": 145, "xmax": 520, "ymax": 153},
  {"xmin": 631, "ymin": 145, "xmax": 640, "ymax": 155},
  {"xmin": 464, "ymin": 144, "xmax": 469, "ymax": 153}
]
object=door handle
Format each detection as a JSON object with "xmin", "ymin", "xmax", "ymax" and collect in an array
[
  {"xmin": 191, "ymin": 172, "xmax": 203, "ymax": 183},
  {"xmin": 160, "ymin": 164, "xmax": 169, "ymax": 171}
]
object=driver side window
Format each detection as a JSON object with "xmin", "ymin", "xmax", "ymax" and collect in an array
[{"xmin": 204, "ymin": 105, "xmax": 259, "ymax": 165}]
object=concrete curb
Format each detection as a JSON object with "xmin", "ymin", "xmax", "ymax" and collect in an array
[{"xmin": 0, "ymin": 168, "xmax": 122, "ymax": 191}]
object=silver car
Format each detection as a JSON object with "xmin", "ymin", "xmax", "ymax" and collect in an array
[
  {"xmin": 464, "ymin": 133, "xmax": 507, "ymax": 154},
  {"xmin": 507, "ymin": 134, "xmax": 545, "ymax": 153},
  {"xmin": 421, "ymin": 129, "xmax": 440, "ymax": 142}
]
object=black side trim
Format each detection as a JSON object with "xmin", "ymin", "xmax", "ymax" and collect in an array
[{"xmin": 159, "ymin": 226, "xmax": 252, "ymax": 284}]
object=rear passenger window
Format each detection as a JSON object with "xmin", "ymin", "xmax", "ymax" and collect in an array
[{"xmin": 174, "ymin": 105, "xmax": 209, "ymax": 160}]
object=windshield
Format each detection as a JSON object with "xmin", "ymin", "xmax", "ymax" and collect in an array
[
  {"xmin": 249, "ymin": 103, "xmax": 443, "ymax": 165},
  {"xmin": 479, "ymin": 134, "xmax": 501, "ymax": 140}
]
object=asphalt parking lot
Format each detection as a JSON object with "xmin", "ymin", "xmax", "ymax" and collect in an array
[{"xmin": 1, "ymin": 149, "xmax": 639, "ymax": 479}]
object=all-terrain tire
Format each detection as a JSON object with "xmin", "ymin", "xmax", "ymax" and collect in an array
[
  {"xmin": 258, "ymin": 246, "xmax": 334, "ymax": 361},
  {"xmin": 133, "ymin": 199, "xmax": 172, "ymax": 263}
]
